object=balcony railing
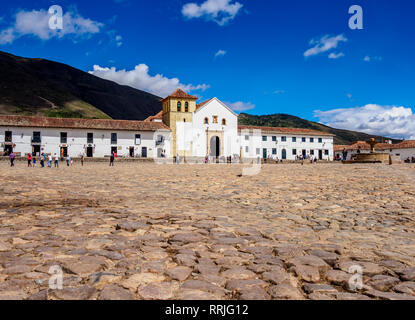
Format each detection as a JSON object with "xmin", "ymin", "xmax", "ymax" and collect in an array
[
  {"xmin": 5, "ymin": 137, "xmax": 12, "ymax": 142},
  {"xmin": 31, "ymin": 138, "xmax": 42, "ymax": 144}
]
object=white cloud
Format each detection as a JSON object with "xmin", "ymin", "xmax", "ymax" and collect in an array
[
  {"xmin": 225, "ymin": 101, "xmax": 255, "ymax": 112},
  {"xmin": 273, "ymin": 89, "xmax": 285, "ymax": 95},
  {"xmin": 89, "ymin": 64, "xmax": 210, "ymax": 97},
  {"xmin": 106, "ymin": 30, "xmax": 123, "ymax": 47},
  {"xmin": 304, "ymin": 34, "xmax": 347, "ymax": 58},
  {"xmin": 364, "ymin": 55, "xmax": 382, "ymax": 62},
  {"xmin": 314, "ymin": 104, "xmax": 415, "ymax": 140},
  {"xmin": 182, "ymin": 0, "xmax": 243, "ymax": 26},
  {"xmin": 328, "ymin": 52, "xmax": 345, "ymax": 59},
  {"xmin": 215, "ymin": 49, "xmax": 226, "ymax": 57},
  {"xmin": 0, "ymin": 28, "xmax": 15, "ymax": 44},
  {"xmin": 0, "ymin": 8, "xmax": 103, "ymax": 44}
]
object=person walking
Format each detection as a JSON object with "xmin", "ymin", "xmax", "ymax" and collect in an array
[
  {"xmin": 66, "ymin": 155, "xmax": 71, "ymax": 167},
  {"xmin": 54, "ymin": 153, "xmax": 59, "ymax": 168},
  {"xmin": 27, "ymin": 153, "xmax": 32, "ymax": 167},
  {"xmin": 32, "ymin": 156, "xmax": 37, "ymax": 168},
  {"xmin": 9, "ymin": 152, "xmax": 15, "ymax": 167},
  {"xmin": 109, "ymin": 153, "xmax": 115, "ymax": 167},
  {"xmin": 48, "ymin": 154, "xmax": 52, "ymax": 168},
  {"xmin": 40, "ymin": 153, "xmax": 45, "ymax": 168},
  {"xmin": 81, "ymin": 155, "xmax": 84, "ymax": 167},
  {"xmin": 342, "ymin": 148, "xmax": 348, "ymax": 161}
]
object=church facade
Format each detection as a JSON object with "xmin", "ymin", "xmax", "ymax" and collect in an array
[
  {"xmin": 0, "ymin": 89, "xmax": 335, "ymax": 161},
  {"xmin": 146, "ymin": 89, "xmax": 334, "ymax": 161}
]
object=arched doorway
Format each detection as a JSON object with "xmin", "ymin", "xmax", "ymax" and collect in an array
[
  {"xmin": 210, "ymin": 136, "xmax": 220, "ymax": 157},
  {"xmin": 282, "ymin": 149, "xmax": 287, "ymax": 160}
]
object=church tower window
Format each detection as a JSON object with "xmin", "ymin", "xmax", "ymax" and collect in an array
[
  {"xmin": 222, "ymin": 119, "xmax": 227, "ymax": 125},
  {"xmin": 177, "ymin": 102, "xmax": 181, "ymax": 112},
  {"xmin": 204, "ymin": 118, "xmax": 209, "ymax": 124},
  {"xmin": 185, "ymin": 102, "xmax": 189, "ymax": 112}
]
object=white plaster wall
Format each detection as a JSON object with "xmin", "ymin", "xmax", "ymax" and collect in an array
[
  {"xmin": 334, "ymin": 148, "xmax": 415, "ymax": 161},
  {"xmin": 192, "ymin": 98, "xmax": 239, "ymax": 157},
  {"xmin": 1, "ymin": 127, "xmax": 170, "ymax": 158},
  {"xmin": 390, "ymin": 148, "xmax": 415, "ymax": 160},
  {"xmin": 239, "ymin": 132, "xmax": 334, "ymax": 160}
]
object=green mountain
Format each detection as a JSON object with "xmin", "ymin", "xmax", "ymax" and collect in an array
[
  {"xmin": 0, "ymin": 51, "xmax": 162, "ymax": 120},
  {"xmin": 238, "ymin": 113, "xmax": 400, "ymax": 145}
]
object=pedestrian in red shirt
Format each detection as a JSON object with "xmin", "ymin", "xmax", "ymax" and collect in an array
[{"xmin": 27, "ymin": 154, "xmax": 32, "ymax": 167}]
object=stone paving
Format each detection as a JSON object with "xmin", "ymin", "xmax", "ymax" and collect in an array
[{"xmin": 0, "ymin": 161, "xmax": 414, "ymax": 300}]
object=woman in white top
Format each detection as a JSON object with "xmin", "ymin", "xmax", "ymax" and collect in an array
[{"xmin": 54, "ymin": 154, "xmax": 59, "ymax": 168}]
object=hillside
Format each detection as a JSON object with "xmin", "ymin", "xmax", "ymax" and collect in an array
[
  {"xmin": 238, "ymin": 113, "xmax": 400, "ymax": 145},
  {"xmin": 0, "ymin": 51, "xmax": 162, "ymax": 120}
]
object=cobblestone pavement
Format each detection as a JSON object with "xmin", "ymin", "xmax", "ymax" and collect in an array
[{"xmin": 0, "ymin": 162, "xmax": 414, "ymax": 300}]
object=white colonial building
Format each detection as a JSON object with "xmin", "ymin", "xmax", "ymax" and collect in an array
[
  {"xmin": 0, "ymin": 89, "xmax": 335, "ymax": 161},
  {"xmin": 0, "ymin": 116, "xmax": 171, "ymax": 158}
]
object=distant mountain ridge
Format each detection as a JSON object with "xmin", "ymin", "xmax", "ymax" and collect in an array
[
  {"xmin": 0, "ymin": 51, "xmax": 162, "ymax": 120},
  {"xmin": 238, "ymin": 113, "xmax": 400, "ymax": 145},
  {"xmin": 0, "ymin": 51, "xmax": 397, "ymax": 145}
]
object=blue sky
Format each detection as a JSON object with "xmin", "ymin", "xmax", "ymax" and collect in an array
[{"xmin": 1, "ymin": 0, "xmax": 415, "ymax": 139}]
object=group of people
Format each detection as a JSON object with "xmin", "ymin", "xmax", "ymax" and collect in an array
[
  {"xmin": 294, "ymin": 154, "xmax": 318, "ymax": 163},
  {"xmin": 404, "ymin": 157, "xmax": 415, "ymax": 163},
  {"xmin": 8, "ymin": 152, "xmax": 75, "ymax": 168},
  {"xmin": 24, "ymin": 153, "xmax": 74, "ymax": 168},
  {"xmin": 8, "ymin": 151, "xmax": 119, "ymax": 167}
]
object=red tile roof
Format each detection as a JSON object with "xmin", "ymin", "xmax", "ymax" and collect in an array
[
  {"xmin": 390, "ymin": 140, "xmax": 415, "ymax": 149},
  {"xmin": 238, "ymin": 125, "xmax": 334, "ymax": 136},
  {"xmin": 144, "ymin": 111, "xmax": 163, "ymax": 122},
  {"xmin": 161, "ymin": 89, "xmax": 198, "ymax": 102},
  {"xmin": 334, "ymin": 145, "xmax": 352, "ymax": 152},
  {"xmin": 0, "ymin": 115, "xmax": 170, "ymax": 131},
  {"xmin": 333, "ymin": 140, "xmax": 415, "ymax": 152}
]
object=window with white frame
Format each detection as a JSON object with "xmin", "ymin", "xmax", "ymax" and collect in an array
[{"xmin": 135, "ymin": 134, "xmax": 141, "ymax": 145}]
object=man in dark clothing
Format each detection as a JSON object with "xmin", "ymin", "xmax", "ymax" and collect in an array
[
  {"xmin": 9, "ymin": 152, "xmax": 15, "ymax": 167},
  {"xmin": 110, "ymin": 153, "xmax": 115, "ymax": 166},
  {"xmin": 342, "ymin": 149, "xmax": 348, "ymax": 161}
]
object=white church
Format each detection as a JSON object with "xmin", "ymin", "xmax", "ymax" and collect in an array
[{"xmin": 0, "ymin": 89, "xmax": 334, "ymax": 161}]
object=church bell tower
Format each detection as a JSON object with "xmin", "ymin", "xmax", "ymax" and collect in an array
[{"xmin": 161, "ymin": 89, "xmax": 198, "ymax": 157}]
